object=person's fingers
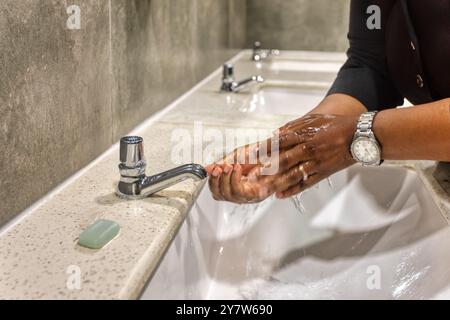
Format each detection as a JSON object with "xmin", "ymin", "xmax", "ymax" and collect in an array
[
  {"xmin": 222, "ymin": 149, "xmax": 237, "ymax": 164},
  {"xmin": 291, "ymin": 114, "xmax": 323, "ymax": 127},
  {"xmin": 278, "ymin": 120, "xmax": 301, "ymax": 132},
  {"xmin": 246, "ymin": 163, "xmax": 264, "ymax": 181},
  {"xmin": 255, "ymin": 138, "xmax": 274, "ymax": 159},
  {"xmin": 208, "ymin": 166, "xmax": 224, "ymax": 201},
  {"xmin": 277, "ymin": 130, "xmax": 317, "ymax": 150},
  {"xmin": 230, "ymin": 164, "xmax": 248, "ymax": 203},
  {"xmin": 240, "ymin": 163, "xmax": 259, "ymax": 175},
  {"xmin": 275, "ymin": 172, "xmax": 323, "ymax": 199},
  {"xmin": 205, "ymin": 164, "xmax": 215, "ymax": 176},
  {"xmin": 272, "ymin": 161, "xmax": 317, "ymax": 193},
  {"xmin": 238, "ymin": 143, "xmax": 263, "ymax": 166},
  {"xmin": 255, "ymin": 182, "xmax": 271, "ymax": 200},
  {"xmin": 221, "ymin": 144, "xmax": 254, "ymax": 167},
  {"xmin": 271, "ymin": 143, "xmax": 316, "ymax": 174},
  {"xmin": 220, "ymin": 137, "xmax": 279, "ymax": 172},
  {"xmin": 231, "ymin": 164, "xmax": 271, "ymax": 203},
  {"xmin": 271, "ymin": 141, "xmax": 315, "ymax": 175},
  {"xmin": 219, "ymin": 164, "xmax": 234, "ymax": 201},
  {"xmin": 278, "ymin": 114, "xmax": 321, "ymax": 133}
]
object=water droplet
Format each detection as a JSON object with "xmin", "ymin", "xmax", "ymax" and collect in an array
[
  {"xmin": 326, "ymin": 177, "xmax": 334, "ymax": 190},
  {"xmin": 291, "ymin": 192, "xmax": 306, "ymax": 214}
]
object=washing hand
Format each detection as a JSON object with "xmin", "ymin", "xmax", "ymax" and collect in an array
[
  {"xmin": 206, "ymin": 114, "xmax": 359, "ymax": 203},
  {"xmin": 205, "ymin": 140, "xmax": 276, "ymax": 203}
]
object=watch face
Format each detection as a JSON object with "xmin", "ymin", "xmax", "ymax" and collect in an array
[{"xmin": 351, "ymin": 137, "xmax": 381, "ymax": 164}]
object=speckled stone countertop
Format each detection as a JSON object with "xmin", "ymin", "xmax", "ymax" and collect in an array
[
  {"xmin": 0, "ymin": 50, "xmax": 449, "ymax": 299},
  {"xmin": 416, "ymin": 161, "xmax": 450, "ymax": 221}
]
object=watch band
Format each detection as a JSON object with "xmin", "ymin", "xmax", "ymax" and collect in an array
[{"xmin": 355, "ymin": 111, "xmax": 377, "ymax": 138}]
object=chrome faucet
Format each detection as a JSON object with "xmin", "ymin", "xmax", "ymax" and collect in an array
[
  {"xmin": 220, "ymin": 63, "xmax": 264, "ymax": 93},
  {"xmin": 251, "ymin": 41, "xmax": 280, "ymax": 61},
  {"xmin": 116, "ymin": 136, "xmax": 207, "ymax": 199}
]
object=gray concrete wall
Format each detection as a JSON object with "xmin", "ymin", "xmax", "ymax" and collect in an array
[
  {"xmin": 247, "ymin": 0, "xmax": 350, "ymax": 51},
  {"xmin": 0, "ymin": 0, "xmax": 246, "ymax": 226}
]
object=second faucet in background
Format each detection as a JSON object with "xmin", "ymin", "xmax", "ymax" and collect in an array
[{"xmin": 220, "ymin": 63, "xmax": 264, "ymax": 93}]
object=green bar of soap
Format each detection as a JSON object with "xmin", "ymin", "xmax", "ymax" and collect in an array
[{"xmin": 78, "ymin": 219, "xmax": 120, "ymax": 249}]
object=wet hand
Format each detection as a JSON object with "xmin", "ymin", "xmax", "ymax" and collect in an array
[
  {"xmin": 206, "ymin": 114, "xmax": 359, "ymax": 203},
  {"xmin": 205, "ymin": 163, "xmax": 276, "ymax": 204},
  {"xmin": 205, "ymin": 141, "xmax": 276, "ymax": 203},
  {"xmin": 273, "ymin": 114, "xmax": 358, "ymax": 198}
]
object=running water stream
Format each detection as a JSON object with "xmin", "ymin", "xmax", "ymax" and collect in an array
[
  {"xmin": 220, "ymin": 177, "xmax": 334, "ymax": 238},
  {"xmin": 290, "ymin": 177, "xmax": 334, "ymax": 214},
  {"xmin": 212, "ymin": 176, "xmax": 336, "ymax": 299}
]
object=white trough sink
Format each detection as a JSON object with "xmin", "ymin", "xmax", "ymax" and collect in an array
[
  {"xmin": 270, "ymin": 60, "xmax": 343, "ymax": 73},
  {"xmin": 141, "ymin": 165, "xmax": 450, "ymax": 300},
  {"xmin": 240, "ymin": 85, "xmax": 327, "ymax": 116}
]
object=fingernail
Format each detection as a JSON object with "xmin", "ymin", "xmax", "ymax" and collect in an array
[
  {"xmin": 212, "ymin": 168, "xmax": 220, "ymax": 177},
  {"xmin": 224, "ymin": 165, "xmax": 232, "ymax": 174}
]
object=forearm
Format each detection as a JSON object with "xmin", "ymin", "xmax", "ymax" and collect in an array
[
  {"xmin": 310, "ymin": 93, "xmax": 367, "ymax": 116},
  {"xmin": 374, "ymin": 98, "xmax": 450, "ymax": 161}
]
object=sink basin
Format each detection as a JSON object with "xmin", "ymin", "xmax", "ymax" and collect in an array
[
  {"xmin": 270, "ymin": 60, "xmax": 343, "ymax": 73},
  {"xmin": 240, "ymin": 85, "xmax": 327, "ymax": 116},
  {"xmin": 141, "ymin": 165, "xmax": 450, "ymax": 299},
  {"xmin": 235, "ymin": 52, "xmax": 345, "ymax": 116}
]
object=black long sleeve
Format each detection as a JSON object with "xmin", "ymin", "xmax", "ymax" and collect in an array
[{"xmin": 327, "ymin": 0, "xmax": 404, "ymax": 111}]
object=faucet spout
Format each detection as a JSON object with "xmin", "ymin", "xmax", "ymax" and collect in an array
[
  {"xmin": 116, "ymin": 136, "xmax": 207, "ymax": 199},
  {"xmin": 138, "ymin": 164, "xmax": 207, "ymax": 197},
  {"xmin": 234, "ymin": 75, "xmax": 265, "ymax": 91},
  {"xmin": 220, "ymin": 63, "xmax": 264, "ymax": 92}
]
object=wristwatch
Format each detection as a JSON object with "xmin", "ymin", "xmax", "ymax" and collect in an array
[{"xmin": 350, "ymin": 111, "xmax": 383, "ymax": 166}]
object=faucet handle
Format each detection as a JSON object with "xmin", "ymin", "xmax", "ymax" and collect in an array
[
  {"xmin": 251, "ymin": 41, "xmax": 279, "ymax": 61},
  {"xmin": 120, "ymin": 136, "xmax": 145, "ymax": 166},
  {"xmin": 222, "ymin": 63, "xmax": 234, "ymax": 80}
]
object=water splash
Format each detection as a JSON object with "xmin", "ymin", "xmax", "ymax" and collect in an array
[
  {"xmin": 289, "ymin": 177, "xmax": 334, "ymax": 215},
  {"xmin": 290, "ymin": 192, "xmax": 307, "ymax": 214},
  {"xmin": 220, "ymin": 198, "xmax": 270, "ymax": 238},
  {"xmin": 326, "ymin": 177, "xmax": 334, "ymax": 190},
  {"xmin": 245, "ymin": 250, "xmax": 254, "ymax": 277}
]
